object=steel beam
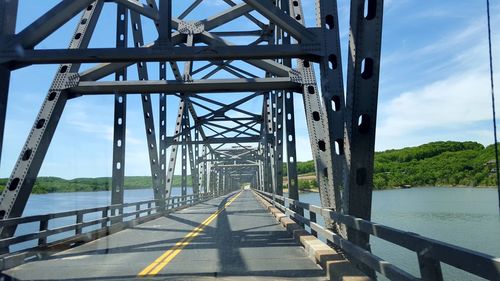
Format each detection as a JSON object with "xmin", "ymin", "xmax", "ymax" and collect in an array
[
  {"xmin": 113, "ymin": 0, "xmax": 159, "ymax": 21},
  {"xmin": 284, "ymin": 91, "xmax": 300, "ymax": 201},
  {"xmin": 198, "ymin": 32, "xmax": 294, "ymax": 77},
  {"xmin": 181, "ymin": 105, "xmax": 188, "ymax": 197},
  {"xmin": 159, "ymin": 90, "xmax": 167, "ymax": 198},
  {"xmin": 165, "ymin": 100, "xmax": 185, "ymax": 197},
  {"xmin": 4, "ymin": 0, "xmax": 96, "ymax": 49},
  {"xmin": 0, "ymin": 0, "xmax": 18, "ymax": 169},
  {"xmin": 179, "ymin": 0, "xmax": 202, "ymax": 20},
  {"xmin": 2, "ymin": 45, "xmax": 320, "ymax": 67},
  {"xmin": 263, "ymin": 93, "xmax": 273, "ymax": 193},
  {"xmin": 343, "ymin": 0, "xmax": 385, "ymax": 251},
  {"xmin": 242, "ymin": 0, "xmax": 316, "ymax": 42},
  {"xmin": 316, "ymin": 0, "xmax": 345, "ymax": 220},
  {"xmin": 201, "ymin": 145, "xmax": 207, "ymax": 193},
  {"xmin": 221, "ymin": 0, "xmax": 266, "ymax": 29},
  {"xmin": 204, "ymin": 3, "xmax": 254, "ymax": 31},
  {"xmin": 274, "ymin": 91, "xmax": 284, "ymax": 196},
  {"xmin": 111, "ymin": 3, "xmax": 129, "ymax": 222},
  {"xmin": 158, "ymin": 0, "xmax": 172, "ymax": 43},
  {"xmin": 68, "ymin": 78, "xmax": 302, "ymax": 95},
  {"xmin": 269, "ymin": 92, "xmax": 277, "ymax": 195},
  {"xmin": 280, "ymin": 0, "xmax": 299, "ymax": 201},
  {"xmin": 170, "ymin": 136, "xmax": 261, "ymax": 145},
  {"xmin": 130, "ymin": 8, "xmax": 163, "ymax": 208},
  {"xmin": 288, "ymin": 0, "xmax": 337, "ymax": 239},
  {"xmin": 195, "ymin": 131, "xmax": 202, "ymax": 195},
  {"xmin": 187, "ymin": 126, "xmax": 199, "ymax": 196}
]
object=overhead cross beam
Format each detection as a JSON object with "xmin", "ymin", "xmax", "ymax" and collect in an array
[
  {"xmin": 1, "ymin": 45, "xmax": 321, "ymax": 68},
  {"xmin": 68, "ymin": 78, "xmax": 302, "ymax": 95}
]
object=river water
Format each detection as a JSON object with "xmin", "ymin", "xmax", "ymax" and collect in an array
[{"xmin": 15, "ymin": 187, "xmax": 500, "ymax": 280}]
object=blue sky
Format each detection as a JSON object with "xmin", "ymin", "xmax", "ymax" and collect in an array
[{"xmin": 1, "ymin": 0, "xmax": 500, "ymax": 179}]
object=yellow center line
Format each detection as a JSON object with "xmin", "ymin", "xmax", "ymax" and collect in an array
[{"xmin": 137, "ymin": 191, "xmax": 243, "ymax": 277}]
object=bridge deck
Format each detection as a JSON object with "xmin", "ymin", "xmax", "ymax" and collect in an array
[{"xmin": 3, "ymin": 190, "xmax": 325, "ymax": 280}]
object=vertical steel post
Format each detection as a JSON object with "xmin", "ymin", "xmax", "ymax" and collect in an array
[
  {"xmin": 205, "ymin": 150, "xmax": 211, "ymax": 194},
  {"xmin": 159, "ymin": 91, "xmax": 167, "ymax": 199},
  {"xmin": 316, "ymin": 0, "xmax": 345, "ymax": 217},
  {"xmin": 181, "ymin": 103, "xmax": 188, "ymax": 196},
  {"xmin": 222, "ymin": 168, "xmax": 227, "ymax": 195},
  {"xmin": 269, "ymin": 92, "xmax": 277, "ymax": 195},
  {"xmin": 158, "ymin": 0, "xmax": 172, "ymax": 43},
  {"xmin": 217, "ymin": 169, "xmax": 222, "ymax": 196},
  {"xmin": 264, "ymin": 93, "xmax": 273, "ymax": 193},
  {"xmin": 280, "ymin": 0, "xmax": 300, "ymax": 221},
  {"xmin": 130, "ymin": 10, "xmax": 163, "ymax": 208},
  {"xmin": 186, "ymin": 116, "xmax": 199, "ymax": 196},
  {"xmin": 0, "ymin": 0, "xmax": 18, "ymax": 168},
  {"xmin": 289, "ymin": 0, "xmax": 339, "ymax": 231},
  {"xmin": 209, "ymin": 164, "xmax": 214, "ymax": 195},
  {"xmin": 343, "ymin": 0, "xmax": 384, "ymax": 264},
  {"xmin": 195, "ymin": 130, "xmax": 202, "ymax": 196},
  {"xmin": 201, "ymin": 145, "xmax": 207, "ymax": 194},
  {"xmin": 165, "ymin": 100, "xmax": 185, "ymax": 197},
  {"xmin": 284, "ymin": 90, "xmax": 298, "ymax": 200},
  {"xmin": 111, "ymin": 3, "xmax": 128, "ymax": 223},
  {"xmin": 158, "ymin": 0, "xmax": 170, "ymax": 203},
  {"xmin": 274, "ymin": 91, "xmax": 284, "ymax": 196}
]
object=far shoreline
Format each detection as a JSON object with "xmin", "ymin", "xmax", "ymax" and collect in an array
[{"xmin": 283, "ymin": 185, "xmax": 497, "ymax": 194}]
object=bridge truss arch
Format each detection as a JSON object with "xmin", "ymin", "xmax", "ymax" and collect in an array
[{"xmin": 0, "ymin": 0, "xmax": 384, "ymax": 263}]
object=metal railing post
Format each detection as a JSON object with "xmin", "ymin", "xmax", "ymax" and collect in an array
[
  {"xmin": 101, "ymin": 209, "xmax": 108, "ymax": 228},
  {"xmin": 38, "ymin": 218, "xmax": 48, "ymax": 246},
  {"xmin": 309, "ymin": 211, "xmax": 317, "ymax": 237},
  {"xmin": 75, "ymin": 212, "xmax": 83, "ymax": 235},
  {"xmin": 418, "ymin": 254, "xmax": 443, "ymax": 281}
]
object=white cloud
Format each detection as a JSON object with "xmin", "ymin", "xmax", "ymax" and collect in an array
[
  {"xmin": 374, "ymin": 3, "xmax": 500, "ymax": 151},
  {"xmin": 64, "ymin": 103, "xmax": 114, "ymax": 141},
  {"xmin": 378, "ymin": 71, "xmax": 491, "ymax": 139},
  {"xmin": 295, "ymin": 135, "xmax": 313, "ymax": 161}
]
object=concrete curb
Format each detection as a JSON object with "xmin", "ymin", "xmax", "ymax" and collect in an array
[{"xmin": 252, "ymin": 191, "xmax": 371, "ymax": 281}]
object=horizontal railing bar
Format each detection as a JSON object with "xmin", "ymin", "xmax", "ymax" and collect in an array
[
  {"xmin": 285, "ymin": 206, "xmax": 310, "ymax": 226},
  {"xmin": 0, "ymin": 193, "xmax": 215, "ymax": 249},
  {"xmin": 0, "ymin": 194, "xmax": 204, "ymax": 227},
  {"xmin": 279, "ymin": 200, "xmax": 418, "ymax": 280},
  {"xmin": 320, "ymin": 210, "xmax": 500, "ymax": 279},
  {"xmin": 121, "ymin": 207, "xmax": 157, "ymax": 219},
  {"xmin": 0, "ymin": 223, "xmax": 78, "ymax": 248},
  {"xmin": 274, "ymin": 201, "xmax": 285, "ymax": 212},
  {"xmin": 1, "ymin": 206, "xmax": 175, "ymax": 247},
  {"xmin": 254, "ymin": 189, "xmax": 500, "ymax": 281},
  {"xmin": 0, "ymin": 200, "xmax": 161, "ymax": 227},
  {"xmin": 309, "ymin": 221, "xmax": 419, "ymax": 281}
]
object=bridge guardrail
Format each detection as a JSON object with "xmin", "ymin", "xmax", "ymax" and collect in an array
[
  {"xmin": 254, "ymin": 189, "xmax": 500, "ymax": 281},
  {"xmin": 0, "ymin": 192, "xmax": 215, "ymax": 256}
]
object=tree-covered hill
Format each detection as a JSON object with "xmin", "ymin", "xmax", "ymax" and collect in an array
[
  {"xmin": 0, "ymin": 176, "xmax": 192, "ymax": 194},
  {"xmin": 288, "ymin": 141, "xmax": 499, "ymax": 189},
  {"xmin": 374, "ymin": 141, "xmax": 498, "ymax": 188}
]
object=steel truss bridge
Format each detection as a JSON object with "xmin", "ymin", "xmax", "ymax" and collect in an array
[{"xmin": 0, "ymin": 0, "xmax": 498, "ymax": 280}]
